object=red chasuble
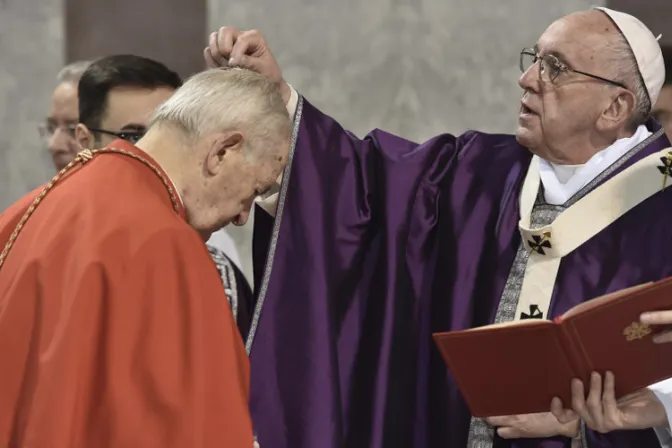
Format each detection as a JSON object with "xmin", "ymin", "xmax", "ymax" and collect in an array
[{"xmin": 0, "ymin": 140, "xmax": 253, "ymax": 447}]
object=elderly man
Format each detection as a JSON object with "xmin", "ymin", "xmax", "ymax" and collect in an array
[
  {"xmin": 41, "ymin": 60, "xmax": 91, "ymax": 170},
  {"xmin": 206, "ymin": 6, "xmax": 670, "ymax": 448},
  {"xmin": 0, "ymin": 68, "xmax": 290, "ymax": 447},
  {"xmin": 74, "ymin": 54, "xmax": 253, "ymax": 336}
]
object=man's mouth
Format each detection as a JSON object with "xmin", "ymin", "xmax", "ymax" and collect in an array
[{"xmin": 520, "ymin": 103, "xmax": 537, "ymax": 116}]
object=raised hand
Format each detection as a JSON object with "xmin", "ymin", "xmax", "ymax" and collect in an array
[
  {"xmin": 204, "ymin": 27, "xmax": 290, "ymax": 103},
  {"xmin": 551, "ymin": 371, "xmax": 667, "ymax": 433}
]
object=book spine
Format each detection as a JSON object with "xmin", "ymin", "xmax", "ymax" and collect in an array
[{"xmin": 558, "ymin": 322, "xmax": 593, "ymax": 385}]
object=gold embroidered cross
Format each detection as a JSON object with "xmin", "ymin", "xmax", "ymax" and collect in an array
[
  {"xmin": 657, "ymin": 151, "xmax": 672, "ymax": 190},
  {"xmin": 527, "ymin": 231, "xmax": 552, "ymax": 255},
  {"xmin": 623, "ymin": 321, "xmax": 652, "ymax": 341}
]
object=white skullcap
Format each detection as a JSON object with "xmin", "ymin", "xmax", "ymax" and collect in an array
[{"xmin": 593, "ymin": 7, "xmax": 665, "ymax": 108}]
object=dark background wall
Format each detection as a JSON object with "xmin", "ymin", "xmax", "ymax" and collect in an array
[{"xmin": 65, "ymin": 0, "xmax": 206, "ymax": 78}]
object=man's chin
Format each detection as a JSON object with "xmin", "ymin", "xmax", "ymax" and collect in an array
[
  {"xmin": 515, "ymin": 126, "xmax": 539, "ymax": 151},
  {"xmin": 51, "ymin": 153, "xmax": 74, "ymax": 171}
]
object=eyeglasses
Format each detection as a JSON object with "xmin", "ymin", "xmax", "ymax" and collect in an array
[
  {"xmin": 519, "ymin": 48, "xmax": 627, "ymax": 89},
  {"xmin": 38, "ymin": 123, "xmax": 77, "ymax": 139},
  {"xmin": 88, "ymin": 128, "xmax": 146, "ymax": 144}
]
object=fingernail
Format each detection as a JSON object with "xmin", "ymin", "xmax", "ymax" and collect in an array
[{"xmin": 228, "ymin": 58, "xmax": 237, "ymax": 66}]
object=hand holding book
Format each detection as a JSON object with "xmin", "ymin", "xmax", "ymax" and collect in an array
[
  {"xmin": 551, "ymin": 371, "xmax": 667, "ymax": 433},
  {"xmin": 550, "ymin": 309, "xmax": 672, "ymax": 435},
  {"xmin": 433, "ymin": 278, "xmax": 672, "ymax": 417}
]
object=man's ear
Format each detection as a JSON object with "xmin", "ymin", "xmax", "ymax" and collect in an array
[
  {"xmin": 75, "ymin": 124, "xmax": 94, "ymax": 149},
  {"xmin": 600, "ymin": 89, "xmax": 637, "ymax": 129},
  {"xmin": 205, "ymin": 131, "xmax": 245, "ymax": 175}
]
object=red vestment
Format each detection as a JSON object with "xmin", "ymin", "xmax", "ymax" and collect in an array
[{"xmin": 0, "ymin": 140, "xmax": 253, "ymax": 447}]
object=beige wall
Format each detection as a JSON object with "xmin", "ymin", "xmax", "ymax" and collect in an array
[
  {"xmin": 0, "ymin": 0, "xmax": 65, "ymax": 211},
  {"xmin": 208, "ymin": 0, "xmax": 603, "ymax": 141}
]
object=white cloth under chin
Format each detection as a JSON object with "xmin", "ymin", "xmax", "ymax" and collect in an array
[{"xmin": 538, "ymin": 124, "xmax": 652, "ymax": 205}]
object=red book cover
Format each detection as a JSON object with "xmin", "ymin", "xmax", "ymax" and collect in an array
[{"xmin": 432, "ymin": 278, "xmax": 672, "ymax": 417}]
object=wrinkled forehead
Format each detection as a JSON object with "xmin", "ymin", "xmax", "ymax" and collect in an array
[{"xmin": 536, "ymin": 11, "xmax": 617, "ymax": 71}]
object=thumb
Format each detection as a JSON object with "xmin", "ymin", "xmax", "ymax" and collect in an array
[
  {"xmin": 551, "ymin": 397, "xmax": 578, "ymax": 424},
  {"xmin": 496, "ymin": 426, "xmax": 519, "ymax": 439}
]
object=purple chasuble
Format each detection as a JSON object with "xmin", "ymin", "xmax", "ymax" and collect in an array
[{"xmin": 248, "ymin": 96, "xmax": 671, "ymax": 448}]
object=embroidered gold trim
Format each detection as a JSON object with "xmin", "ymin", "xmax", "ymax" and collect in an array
[{"xmin": 0, "ymin": 147, "xmax": 181, "ymax": 270}]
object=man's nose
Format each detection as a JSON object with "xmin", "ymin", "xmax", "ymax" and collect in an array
[
  {"xmin": 47, "ymin": 128, "xmax": 73, "ymax": 153},
  {"xmin": 519, "ymin": 62, "xmax": 540, "ymax": 93}
]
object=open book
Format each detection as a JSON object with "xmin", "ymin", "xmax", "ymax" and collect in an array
[{"xmin": 433, "ymin": 278, "xmax": 672, "ymax": 417}]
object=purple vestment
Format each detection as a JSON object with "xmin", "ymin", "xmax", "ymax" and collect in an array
[{"xmin": 248, "ymin": 96, "xmax": 671, "ymax": 447}]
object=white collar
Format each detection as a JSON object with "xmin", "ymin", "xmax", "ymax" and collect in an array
[{"xmin": 538, "ymin": 125, "xmax": 652, "ymax": 205}]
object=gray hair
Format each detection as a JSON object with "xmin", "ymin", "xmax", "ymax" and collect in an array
[
  {"xmin": 150, "ymin": 68, "xmax": 291, "ymax": 158},
  {"xmin": 609, "ymin": 35, "xmax": 651, "ymax": 128},
  {"xmin": 56, "ymin": 60, "xmax": 93, "ymax": 84}
]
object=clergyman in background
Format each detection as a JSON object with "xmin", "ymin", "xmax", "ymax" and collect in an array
[{"xmin": 40, "ymin": 60, "xmax": 92, "ymax": 171}]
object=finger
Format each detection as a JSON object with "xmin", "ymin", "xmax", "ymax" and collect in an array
[
  {"xmin": 228, "ymin": 34, "xmax": 254, "ymax": 67},
  {"xmin": 641, "ymin": 310, "xmax": 672, "ymax": 326},
  {"xmin": 653, "ymin": 330, "xmax": 672, "ymax": 344},
  {"xmin": 496, "ymin": 427, "xmax": 519, "ymax": 439},
  {"xmin": 216, "ymin": 26, "xmax": 240, "ymax": 57},
  {"xmin": 229, "ymin": 30, "xmax": 266, "ymax": 67},
  {"xmin": 551, "ymin": 397, "xmax": 579, "ymax": 424},
  {"xmin": 208, "ymin": 32, "xmax": 227, "ymax": 66},
  {"xmin": 571, "ymin": 378, "xmax": 594, "ymax": 427},
  {"xmin": 585, "ymin": 372, "xmax": 605, "ymax": 431},
  {"xmin": 601, "ymin": 371, "xmax": 618, "ymax": 429},
  {"xmin": 204, "ymin": 47, "xmax": 220, "ymax": 68},
  {"xmin": 485, "ymin": 416, "xmax": 514, "ymax": 427}
]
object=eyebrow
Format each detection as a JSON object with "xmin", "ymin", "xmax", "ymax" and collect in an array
[
  {"xmin": 119, "ymin": 123, "xmax": 147, "ymax": 131},
  {"xmin": 46, "ymin": 117, "xmax": 78, "ymax": 125}
]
